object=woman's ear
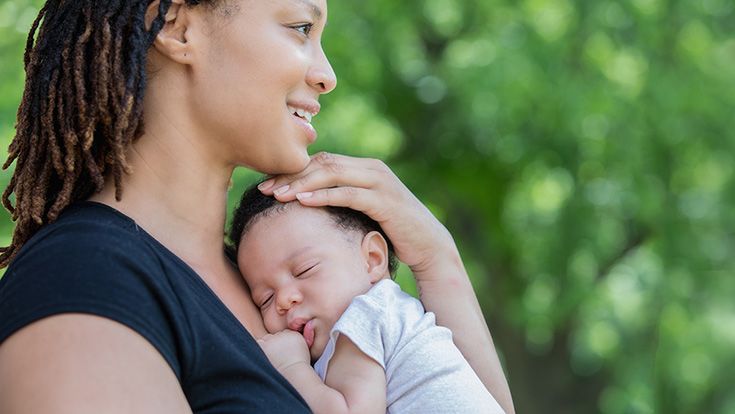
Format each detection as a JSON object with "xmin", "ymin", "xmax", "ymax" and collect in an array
[
  {"xmin": 146, "ymin": 0, "xmax": 193, "ymax": 65},
  {"xmin": 361, "ymin": 231, "xmax": 390, "ymax": 284}
]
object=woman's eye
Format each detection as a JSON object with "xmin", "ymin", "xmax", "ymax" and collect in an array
[{"xmin": 292, "ymin": 23, "xmax": 313, "ymax": 37}]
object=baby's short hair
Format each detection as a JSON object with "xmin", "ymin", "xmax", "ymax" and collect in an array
[{"xmin": 227, "ymin": 181, "xmax": 398, "ymax": 276}]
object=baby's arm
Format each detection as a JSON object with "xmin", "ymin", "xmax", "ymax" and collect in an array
[{"xmin": 258, "ymin": 331, "xmax": 386, "ymax": 414}]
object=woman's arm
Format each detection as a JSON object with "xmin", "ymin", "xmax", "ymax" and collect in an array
[
  {"xmin": 258, "ymin": 330, "xmax": 386, "ymax": 414},
  {"xmin": 411, "ymin": 245, "xmax": 513, "ymax": 414},
  {"xmin": 0, "ymin": 314, "xmax": 192, "ymax": 414},
  {"xmin": 260, "ymin": 152, "xmax": 515, "ymax": 414}
]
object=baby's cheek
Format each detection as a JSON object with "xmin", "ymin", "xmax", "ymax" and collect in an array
[{"xmin": 263, "ymin": 313, "xmax": 286, "ymax": 334}]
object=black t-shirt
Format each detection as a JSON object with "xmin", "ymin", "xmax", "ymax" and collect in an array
[{"xmin": 0, "ymin": 202, "xmax": 311, "ymax": 413}]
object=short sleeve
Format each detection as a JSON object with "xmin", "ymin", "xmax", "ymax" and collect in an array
[
  {"xmin": 315, "ymin": 279, "xmax": 413, "ymax": 379},
  {"xmin": 0, "ymin": 220, "xmax": 183, "ymax": 378},
  {"xmin": 329, "ymin": 288, "xmax": 388, "ymax": 369}
]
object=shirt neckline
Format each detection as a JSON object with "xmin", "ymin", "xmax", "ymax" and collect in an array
[{"xmin": 72, "ymin": 200, "xmax": 259, "ymax": 344}]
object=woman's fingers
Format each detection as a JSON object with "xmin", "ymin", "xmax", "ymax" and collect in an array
[
  {"xmin": 258, "ymin": 152, "xmax": 456, "ymax": 271},
  {"xmin": 295, "ymin": 186, "xmax": 375, "ymax": 213},
  {"xmin": 257, "ymin": 152, "xmax": 348, "ymax": 193},
  {"xmin": 276, "ymin": 165, "xmax": 377, "ymax": 203},
  {"xmin": 259, "ymin": 152, "xmax": 388, "ymax": 200},
  {"xmin": 295, "ymin": 185, "xmax": 445, "ymax": 268},
  {"xmin": 258, "ymin": 151, "xmax": 402, "ymax": 224}
]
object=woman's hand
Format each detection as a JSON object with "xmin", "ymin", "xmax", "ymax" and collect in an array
[{"xmin": 258, "ymin": 152, "xmax": 458, "ymax": 280}]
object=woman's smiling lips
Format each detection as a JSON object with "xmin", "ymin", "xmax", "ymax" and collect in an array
[{"xmin": 287, "ymin": 101, "xmax": 320, "ymax": 143}]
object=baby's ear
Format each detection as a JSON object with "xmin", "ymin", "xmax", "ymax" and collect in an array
[{"xmin": 361, "ymin": 231, "xmax": 389, "ymax": 284}]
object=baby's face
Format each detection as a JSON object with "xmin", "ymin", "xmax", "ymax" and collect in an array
[{"xmin": 237, "ymin": 205, "xmax": 377, "ymax": 362}]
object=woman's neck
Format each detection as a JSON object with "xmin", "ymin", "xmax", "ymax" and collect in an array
[
  {"xmin": 89, "ymin": 116, "xmax": 234, "ymax": 274},
  {"xmin": 87, "ymin": 66, "xmax": 268, "ymax": 337},
  {"xmin": 90, "ymin": 129, "xmax": 269, "ymax": 337}
]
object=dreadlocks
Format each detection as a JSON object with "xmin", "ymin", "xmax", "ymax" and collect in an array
[{"xmin": 0, "ymin": 0, "xmax": 214, "ymax": 268}]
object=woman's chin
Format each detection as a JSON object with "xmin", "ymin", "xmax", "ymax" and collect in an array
[
  {"xmin": 280, "ymin": 153, "xmax": 312, "ymax": 174},
  {"xmin": 255, "ymin": 153, "xmax": 310, "ymax": 176}
]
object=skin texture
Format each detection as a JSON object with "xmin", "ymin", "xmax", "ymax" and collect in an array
[
  {"xmin": 0, "ymin": 0, "xmax": 515, "ymax": 413},
  {"xmin": 241, "ymin": 204, "xmax": 390, "ymax": 413}
]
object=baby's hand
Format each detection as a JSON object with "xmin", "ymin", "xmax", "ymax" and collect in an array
[{"xmin": 257, "ymin": 330, "xmax": 311, "ymax": 372}]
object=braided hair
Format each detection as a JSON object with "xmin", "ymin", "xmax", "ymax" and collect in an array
[{"xmin": 0, "ymin": 0, "xmax": 217, "ymax": 267}]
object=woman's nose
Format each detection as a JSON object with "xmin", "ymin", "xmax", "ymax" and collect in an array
[{"xmin": 307, "ymin": 46, "xmax": 337, "ymax": 94}]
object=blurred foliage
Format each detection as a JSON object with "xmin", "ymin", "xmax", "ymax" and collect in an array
[{"xmin": 1, "ymin": 0, "xmax": 734, "ymax": 413}]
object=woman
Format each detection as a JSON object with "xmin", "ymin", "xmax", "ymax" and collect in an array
[{"xmin": 0, "ymin": 0, "xmax": 514, "ymax": 412}]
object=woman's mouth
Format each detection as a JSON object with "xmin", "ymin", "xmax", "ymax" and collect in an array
[
  {"xmin": 287, "ymin": 105, "xmax": 318, "ymax": 143},
  {"xmin": 287, "ymin": 105, "xmax": 316, "ymax": 123}
]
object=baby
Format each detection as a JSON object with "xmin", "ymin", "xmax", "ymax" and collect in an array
[{"xmin": 227, "ymin": 183, "xmax": 504, "ymax": 414}]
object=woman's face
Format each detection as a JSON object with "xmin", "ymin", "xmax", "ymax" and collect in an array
[{"xmin": 190, "ymin": 0, "xmax": 336, "ymax": 174}]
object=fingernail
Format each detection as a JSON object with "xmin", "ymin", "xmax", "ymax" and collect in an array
[
  {"xmin": 273, "ymin": 185, "xmax": 290, "ymax": 196},
  {"xmin": 258, "ymin": 179, "xmax": 275, "ymax": 191},
  {"xmin": 296, "ymin": 192, "xmax": 313, "ymax": 200}
]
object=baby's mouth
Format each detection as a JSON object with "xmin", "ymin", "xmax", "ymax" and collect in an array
[{"xmin": 302, "ymin": 319, "xmax": 315, "ymax": 349}]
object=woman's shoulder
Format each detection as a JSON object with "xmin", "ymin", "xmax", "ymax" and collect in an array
[
  {"xmin": 7, "ymin": 201, "xmax": 163, "ymax": 276},
  {"xmin": 13, "ymin": 201, "xmax": 145, "ymax": 257},
  {"xmin": 0, "ymin": 312, "xmax": 194, "ymax": 414},
  {"xmin": 0, "ymin": 200, "xmax": 175, "ymax": 336},
  {"xmin": 0, "ymin": 202, "xmax": 184, "ymax": 376},
  {"xmin": 0, "ymin": 202, "xmax": 187, "ymax": 328}
]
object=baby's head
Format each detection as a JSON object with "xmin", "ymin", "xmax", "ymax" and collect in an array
[{"xmin": 228, "ymin": 183, "xmax": 397, "ymax": 361}]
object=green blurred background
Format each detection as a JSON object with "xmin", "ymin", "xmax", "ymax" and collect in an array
[{"xmin": 1, "ymin": 0, "xmax": 734, "ymax": 412}]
